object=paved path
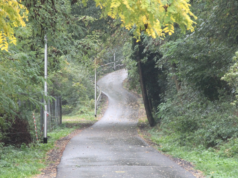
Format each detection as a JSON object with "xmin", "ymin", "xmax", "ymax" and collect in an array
[{"xmin": 57, "ymin": 69, "xmax": 195, "ymax": 178}]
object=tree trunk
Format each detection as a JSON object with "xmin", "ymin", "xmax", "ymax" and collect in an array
[{"xmin": 137, "ymin": 60, "xmax": 156, "ymax": 127}]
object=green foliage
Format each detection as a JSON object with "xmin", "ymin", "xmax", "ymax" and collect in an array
[
  {"xmin": 0, "ymin": 33, "xmax": 44, "ymax": 141},
  {"xmin": 123, "ymin": 33, "xmax": 167, "ymax": 118},
  {"xmin": 0, "ymin": 0, "xmax": 28, "ymax": 51},
  {"xmin": 222, "ymin": 51, "xmax": 238, "ymax": 105},
  {"xmin": 122, "ymin": 42, "xmax": 141, "ymax": 93},
  {"xmin": 149, "ymin": 130, "xmax": 238, "ymax": 177},
  {"xmin": 158, "ymin": 86, "xmax": 238, "ymax": 148},
  {"xmin": 0, "ymin": 125, "xmax": 75, "ymax": 178},
  {"xmin": 48, "ymin": 61, "xmax": 94, "ymax": 115},
  {"xmin": 154, "ymin": 0, "xmax": 238, "ymax": 148},
  {"xmin": 0, "ymin": 0, "xmax": 104, "ymax": 143},
  {"xmin": 123, "ymin": 1, "xmax": 238, "ymax": 176}
]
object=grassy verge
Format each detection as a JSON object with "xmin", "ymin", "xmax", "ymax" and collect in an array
[
  {"xmin": 149, "ymin": 128, "xmax": 238, "ymax": 178},
  {"xmin": 138, "ymin": 121, "xmax": 238, "ymax": 178},
  {"xmin": 0, "ymin": 124, "xmax": 75, "ymax": 178},
  {"xmin": 62, "ymin": 95, "xmax": 107, "ymax": 124},
  {"xmin": 62, "ymin": 111, "xmax": 96, "ymax": 123},
  {"xmin": 0, "ymin": 109, "xmax": 100, "ymax": 178},
  {"xmin": 129, "ymin": 85, "xmax": 238, "ymax": 177}
]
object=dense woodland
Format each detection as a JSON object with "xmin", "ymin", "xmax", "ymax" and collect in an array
[
  {"xmin": 124, "ymin": 0, "xmax": 238, "ymax": 148},
  {"xmin": 0, "ymin": 0, "xmax": 123, "ymax": 144},
  {"xmin": 1, "ymin": 0, "xmax": 238, "ymax": 177}
]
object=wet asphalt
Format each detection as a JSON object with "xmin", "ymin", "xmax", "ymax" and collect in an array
[{"xmin": 57, "ymin": 69, "xmax": 195, "ymax": 178}]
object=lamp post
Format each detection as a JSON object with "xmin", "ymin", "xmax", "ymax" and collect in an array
[{"xmin": 43, "ymin": 35, "xmax": 48, "ymax": 143}]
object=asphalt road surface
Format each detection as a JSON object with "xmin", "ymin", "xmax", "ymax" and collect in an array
[{"xmin": 57, "ymin": 69, "xmax": 195, "ymax": 178}]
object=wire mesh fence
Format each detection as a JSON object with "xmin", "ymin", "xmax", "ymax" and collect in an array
[
  {"xmin": 42, "ymin": 96, "xmax": 62, "ymax": 133},
  {"xmin": 18, "ymin": 96, "xmax": 62, "ymax": 142}
]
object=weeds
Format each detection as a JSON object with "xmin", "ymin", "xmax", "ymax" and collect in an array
[
  {"xmin": 0, "ymin": 124, "xmax": 75, "ymax": 178},
  {"xmin": 149, "ymin": 129, "xmax": 238, "ymax": 178},
  {"xmin": 62, "ymin": 111, "xmax": 96, "ymax": 122}
]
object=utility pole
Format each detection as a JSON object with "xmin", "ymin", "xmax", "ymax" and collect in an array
[{"xmin": 44, "ymin": 35, "xmax": 48, "ymax": 143}]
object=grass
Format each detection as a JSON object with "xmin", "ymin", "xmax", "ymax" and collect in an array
[
  {"xmin": 0, "ymin": 108, "xmax": 97, "ymax": 178},
  {"xmin": 0, "ymin": 107, "xmax": 102, "ymax": 178},
  {"xmin": 125, "ymin": 76, "xmax": 238, "ymax": 177},
  {"xmin": 0, "ymin": 124, "xmax": 76, "ymax": 178},
  {"xmin": 148, "ymin": 128, "xmax": 238, "ymax": 178},
  {"xmin": 62, "ymin": 111, "xmax": 96, "ymax": 123},
  {"xmin": 132, "ymin": 84, "xmax": 238, "ymax": 177},
  {"xmin": 0, "ymin": 79, "xmax": 108, "ymax": 177}
]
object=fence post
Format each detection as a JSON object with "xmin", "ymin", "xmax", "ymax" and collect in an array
[
  {"xmin": 59, "ymin": 97, "xmax": 62, "ymax": 124},
  {"xmin": 47, "ymin": 100, "xmax": 51, "ymax": 131},
  {"xmin": 40, "ymin": 97, "xmax": 44, "ymax": 136},
  {"xmin": 55, "ymin": 97, "xmax": 57, "ymax": 127}
]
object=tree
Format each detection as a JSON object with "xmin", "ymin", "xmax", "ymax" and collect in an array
[
  {"xmin": 84, "ymin": 0, "xmax": 196, "ymax": 126},
  {"xmin": 0, "ymin": 0, "xmax": 28, "ymax": 51},
  {"xmin": 0, "ymin": 0, "xmax": 98, "ymax": 143},
  {"xmin": 93, "ymin": 0, "xmax": 196, "ymax": 39},
  {"xmin": 152, "ymin": 0, "xmax": 238, "ymax": 147}
]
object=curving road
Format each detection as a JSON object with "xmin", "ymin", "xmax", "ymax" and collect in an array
[{"xmin": 57, "ymin": 69, "xmax": 195, "ymax": 178}]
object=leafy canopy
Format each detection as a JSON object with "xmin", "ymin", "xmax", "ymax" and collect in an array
[
  {"xmin": 89, "ymin": 0, "xmax": 196, "ymax": 39},
  {"xmin": 0, "ymin": 0, "xmax": 28, "ymax": 51}
]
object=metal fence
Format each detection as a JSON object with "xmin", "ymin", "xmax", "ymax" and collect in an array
[
  {"xmin": 41, "ymin": 96, "xmax": 62, "ymax": 132},
  {"xmin": 94, "ymin": 60, "xmax": 125, "ymax": 116},
  {"xmin": 97, "ymin": 60, "xmax": 125, "ymax": 77},
  {"xmin": 19, "ymin": 96, "xmax": 62, "ymax": 142}
]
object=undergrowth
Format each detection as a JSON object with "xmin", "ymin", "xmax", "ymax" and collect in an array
[
  {"xmin": 62, "ymin": 97, "xmax": 106, "ymax": 123},
  {"xmin": 0, "ymin": 124, "xmax": 76, "ymax": 178},
  {"xmin": 149, "ymin": 128, "xmax": 238, "ymax": 178},
  {"xmin": 62, "ymin": 111, "xmax": 96, "ymax": 122}
]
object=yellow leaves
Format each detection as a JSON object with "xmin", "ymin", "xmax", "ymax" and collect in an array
[
  {"xmin": 93, "ymin": 0, "xmax": 196, "ymax": 39},
  {"xmin": 0, "ymin": 0, "xmax": 28, "ymax": 51},
  {"xmin": 122, "ymin": 0, "xmax": 133, "ymax": 11},
  {"xmin": 110, "ymin": 0, "xmax": 121, "ymax": 8},
  {"xmin": 154, "ymin": 20, "xmax": 164, "ymax": 37},
  {"xmin": 142, "ymin": 16, "xmax": 148, "ymax": 24},
  {"xmin": 159, "ymin": 4, "xmax": 165, "ymax": 13},
  {"xmin": 0, "ymin": 33, "xmax": 9, "ymax": 51},
  {"xmin": 163, "ymin": 24, "xmax": 174, "ymax": 36}
]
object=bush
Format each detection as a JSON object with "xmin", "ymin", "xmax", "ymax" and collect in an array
[{"xmin": 158, "ymin": 86, "xmax": 238, "ymax": 148}]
